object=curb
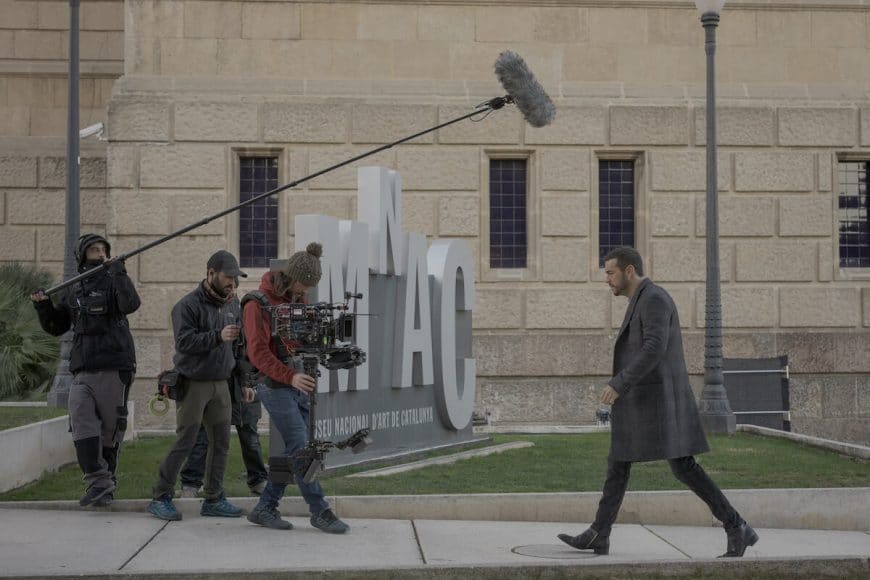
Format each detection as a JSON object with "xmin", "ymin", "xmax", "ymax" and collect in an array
[
  {"xmin": 5, "ymin": 556, "xmax": 869, "ymax": 579},
  {"xmin": 3, "ymin": 487, "xmax": 868, "ymax": 531}
]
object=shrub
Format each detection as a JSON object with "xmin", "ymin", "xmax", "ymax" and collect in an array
[{"xmin": 0, "ymin": 264, "xmax": 60, "ymax": 400}]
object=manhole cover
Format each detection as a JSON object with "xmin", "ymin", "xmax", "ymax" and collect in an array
[{"xmin": 511, "ymin": 544, "xmax": 600, "ymax": 560}]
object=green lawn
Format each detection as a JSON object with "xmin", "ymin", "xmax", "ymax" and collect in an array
[
  {"xmin": 0, "ymin": 406, "xmax": 67, "ymax": 431},
  {"xmin": 1, "ymin": 432, "xmax": 867, "ymax": 501}
]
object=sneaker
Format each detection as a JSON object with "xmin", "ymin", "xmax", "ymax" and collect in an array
[
  {"xmin": 310, "ymin": 508, "xmax": 349, "ymax": 534},
  {"xmin": 79, "ymin": 486, "xmax": 113, "ymax": 507},
  {"xmin": 93, "ymin": 492, "xmax": 114, "ymax": 508},
  {"xmin": 247, "ymin": 505, "xmax": 293, "ymax": 530},
  {"xmin": 201, "ymin": 497, "xmax": 244, "ymax": 518},
  {"xmin": 249, "ymin": 480, "xmax": 267, "ymax": 496},
  {"xmin": 179, "ymin": 485, "xmax": 201, "ymax": 499},
  {"xmin": 147, "ymin": 496, "xmax": 182, "ymax": 521}
]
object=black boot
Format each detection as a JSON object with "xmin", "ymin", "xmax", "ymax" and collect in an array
[
  {"xmin": 80, "ymin": 486, "xmax": 113, "ymax": 507},
  {"xmin": 74, "ymin": 437, "xmax": 114, "ymax": 506},
  {"xmin": 557, "ymin": 527, "xmax": 610, "ymax": 555},
  {"xmin": 103, "ymin": 445, "xmax": 120, "ymax": 487},
  {"xmin": 720, "ymin": 523, "xmax": 759, "ymax": 557},
  {"xmin": 74, "ymin": 437, "xmax": 102, "ymax": 475}
]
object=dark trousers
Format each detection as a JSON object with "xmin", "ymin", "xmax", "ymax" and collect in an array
[
  {"xmin": 181, "ymin": 403, "xmax": 267, "ymax": 489},
  {"xmin": 152, "ymin": 379, "xmax": 231, "ymax": 501},
  {"xmin": 592, "ymin": 456, "xmax": 743, "ymax": 536},
  {"xmin": 69, "ymin": 370, "xmax": 133, "ymax": 491}
]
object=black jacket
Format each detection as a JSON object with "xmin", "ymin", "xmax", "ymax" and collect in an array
[
  {"xmin": 171, "ymin": 282, "xmax": 239, "ymax": 381},
  {"xmin": 34, "ymin": 264, "xmax": 140, "ymax": 373}
]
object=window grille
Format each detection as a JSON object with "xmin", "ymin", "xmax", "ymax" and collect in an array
[
  {"xmin": 599, "ymin": 159, "xmax": 635, "ymax": 267},
  {"xmin": 838, "ymin": 161, "xmax": 870, "ymax": 268},
  {"xmin": 239, "ymin": 157, "xmax": 279, "ymax": 269},
  {"xmin": 489, "ymin": 159, "xmax": 528, "ymax": 269}
]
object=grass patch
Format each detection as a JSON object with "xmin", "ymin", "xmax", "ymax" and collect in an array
[
  {"xmin": 1, "ymin": 432, "xmax": 866, "ymax": 501},
  {"xmin": 0, "ymin": 406, "xmax": 67, "ymax": 431}
]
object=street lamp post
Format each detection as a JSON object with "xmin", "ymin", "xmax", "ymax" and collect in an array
[
  {"xmin": 694, "ymin": 0, "xmax": 735, "ymax": 434},
  {"xmin": 47, "ymin": 0, "xmax": 81, "ymax": 409}
]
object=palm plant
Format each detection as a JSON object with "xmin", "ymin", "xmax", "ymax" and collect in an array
[
  {"xmin": 0, "ymin": 265, "xmax": 60, "ymax": 400},
  {"xmin": 0, "ymin": 263, "xmax": 54, "ymax": 294}
]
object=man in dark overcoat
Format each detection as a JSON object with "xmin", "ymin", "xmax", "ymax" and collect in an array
[{"xmin": 558, "ymin": 246, "xmax": 758, "ymax": 558}]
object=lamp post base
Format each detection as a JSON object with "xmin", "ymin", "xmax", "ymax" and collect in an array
[
  {"xmin": 47, "ymin": 331, "xmax": 73, "ymax": 409},
  {"xmin": 700, "ymin": 410, "xmax": 736, "ymax": 434},
  {"xmin": 698, "ymin": 393, "xmax": 736, "ymax": 434},
  {"xmin": 47, "ymin": 384, "xmax": 70, "ymax": 409}
]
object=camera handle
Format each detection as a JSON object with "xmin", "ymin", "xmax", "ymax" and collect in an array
[{"xmin": 301, "ymin": 354, "xmax": 320, "ymax": 443}]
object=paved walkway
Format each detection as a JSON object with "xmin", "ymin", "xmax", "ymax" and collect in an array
[{"xmin": 0, "ymin": 507, "xmax": 868, "ymax": 578}]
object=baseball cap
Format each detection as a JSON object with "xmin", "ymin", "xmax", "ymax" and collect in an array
[{"xmin": 207, "ymin": 250, "xmax": 247, "ymax": 278}]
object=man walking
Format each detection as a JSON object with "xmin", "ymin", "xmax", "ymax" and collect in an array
[
  {"xmin": 31, "ymin": 233, "xmax": 140, "ymax": 507},
  {"xmin": 147, "ymin": 250, "xmax": 253, "ymax": 521},
  {"xmin": 178, "ymin": 390, "xmax": 268, "ymax": 498},
  {"xmin": 558, "ymin": 246, "xmax": 758, "ymax": 558}
]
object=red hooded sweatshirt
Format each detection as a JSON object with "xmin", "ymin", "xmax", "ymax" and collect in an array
[{"xmin": 242, "ymin": 271, "xmax": 302, "ymax": 387}]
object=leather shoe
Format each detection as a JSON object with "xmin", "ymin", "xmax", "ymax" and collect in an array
[
  {"xmin": 557, "ymin": 527, "xmax": 609, "ymax": 555},
  {"xmin": 720, "ymin": 523, "xmax": 758, "ymax": 557}
]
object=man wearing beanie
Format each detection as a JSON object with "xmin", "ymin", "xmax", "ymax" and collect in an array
[
  {"xmin": 147, "ymin": 250, "xmax": 253, "ymax": 521},
  {"xmin": 242, "ymin": 242, "xmax": 350, "ymax": 533}
]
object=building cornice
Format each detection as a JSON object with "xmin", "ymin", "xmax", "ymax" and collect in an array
[
  {"xmin": 0, "ymin": 60, "xmax": 122, "ymax": 77},
  {"xmin": 250, "ymin": 0, "xmax": 870, "ymax": 11}
]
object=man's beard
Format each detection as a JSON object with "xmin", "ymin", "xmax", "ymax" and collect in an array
[
  {"xmin": 209, "ymin": 278, "xmax": 231, "ymax": 299},
  {"xmin": 611, "ymin": 280, "xmax": 627, "ymax": 297}
]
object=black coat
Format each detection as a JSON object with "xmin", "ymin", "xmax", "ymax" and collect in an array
[
  {"xmin": 608, "ymin": 278, "xmax": 709, "ymax": 462},
  {"xmin": 171, "ymin": 282, "xmax": 239, "ymax": 381},
  {"xmin": 34, "ymin": 264, "xmax": 140, "ymax": 373}
]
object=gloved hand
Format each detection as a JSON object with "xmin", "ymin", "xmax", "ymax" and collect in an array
[{"xmin": 106, "ymin": 258, "xmax": 127, "ymax": 276}]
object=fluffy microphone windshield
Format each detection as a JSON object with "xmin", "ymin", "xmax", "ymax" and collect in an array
[{"xmin": 494, "ymin": 51, "xmax": 556, "ymax": 128}]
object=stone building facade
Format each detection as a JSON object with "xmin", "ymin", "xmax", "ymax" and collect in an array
[{"xmin": 0, "ymin": 0, "xmax": 868, "ymax": 444}]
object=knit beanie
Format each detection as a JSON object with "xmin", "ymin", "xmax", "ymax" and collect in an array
[{"xmin": 284, "ymin": 242, "xmax": 323, "ymax": 286}]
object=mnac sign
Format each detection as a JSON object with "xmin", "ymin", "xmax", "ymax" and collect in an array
[{"xmin": 270, "ymin": 166, "xmax": 479, "ymax": 469}]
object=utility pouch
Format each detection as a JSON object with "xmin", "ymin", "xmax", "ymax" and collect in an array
[
  {"xmin": 116, "ymin": 405, "xmax": 128, "ymax": 432},
  {"xmin": 156, "ymin": 368, "xmax": 187, "ymax": 401},
  {"xmin": 76, "ymin": 292, "xmax": 111, "ymax": 335}
]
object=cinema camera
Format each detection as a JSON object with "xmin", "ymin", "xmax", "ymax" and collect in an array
[{"xmin": 265, "ymin": 292, "xmax": 372, "ymax": 484}]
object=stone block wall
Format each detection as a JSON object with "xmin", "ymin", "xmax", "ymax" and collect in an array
[
  {"xmin": 0, "ymin": 0, "xmax": 123, "ymax": 137},
  {"xmin": 0, "ymin": 139, "xmax": 108, "ymax": 280},
  {"xmin": 3, "ymin": 1, "xmax": 870, "ymax": 442}
]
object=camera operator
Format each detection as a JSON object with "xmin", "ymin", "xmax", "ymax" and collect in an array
[
  {"xmin": 242, "ymin": 242, "xmax": 349, "ymax": 534},
  {"xmin": 30, "ymin": 233, "xmax": 140, "ymax": 508},
  {"xmin": 147, "ymin": 250, "xmax": 253, "ymax": 521}
]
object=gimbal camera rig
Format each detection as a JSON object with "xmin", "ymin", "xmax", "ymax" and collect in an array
[{"xmin": 262, "ymin": 292, "xmax": 372, "ymax": 485}]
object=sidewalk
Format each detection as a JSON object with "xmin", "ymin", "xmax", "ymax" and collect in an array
[{"xmin": 0, "ymin": 506, "xmax": 867, "ymax": 579}]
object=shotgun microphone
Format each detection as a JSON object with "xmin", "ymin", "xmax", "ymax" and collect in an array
[{"xmin": 493, "ymin": 50, "xmax": 556, "ymax": 128}]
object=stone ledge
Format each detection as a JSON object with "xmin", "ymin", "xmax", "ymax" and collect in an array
[
  {"xmin": 737, "ymin": 423, "xmax": 869, "ymax": 460},
  {"xmin": 348, "ymin": 441, "xmax": 535, "ymax": 478},
  {"xmin": 0, "ymin": 415, "xmax": 72, "ymax": 493},
  {"xmin": 0, "ymin": 402, "xmax": 140, "ymax": 493}
]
